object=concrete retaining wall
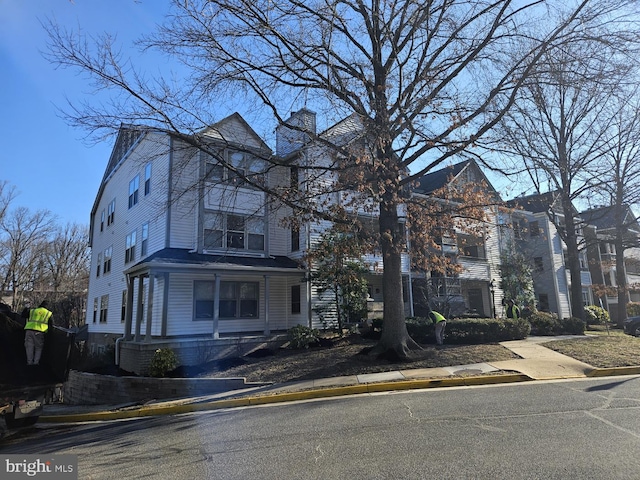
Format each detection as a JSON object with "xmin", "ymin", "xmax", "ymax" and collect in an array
[{"xmin": 63, "ymin": 370, "xmax": 259, "ymax": 405}]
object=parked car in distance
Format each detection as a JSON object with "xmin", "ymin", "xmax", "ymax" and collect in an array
[{"xmin": 623, "ymin": 316, "xmax": 640, "ymax": 336}]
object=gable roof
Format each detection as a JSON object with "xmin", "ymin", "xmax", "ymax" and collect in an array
[
  {"xmin": 413, "ymin": 159, "xmax": 498, "ymax": 197},
  {"xmin": 505, "ymin": 191, "xmax": 572, "ymax": 215},
  {"xmin": 581, "ymin": 205, "xmax": 640, "ymax": 233},
  {"xmin": 201, "ymin": 112, "xmax": 271, "ymax": 153}
]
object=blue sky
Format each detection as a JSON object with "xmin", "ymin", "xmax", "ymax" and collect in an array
[
  {"xmin": 0, "ymin": 0, "xmax": 169, "ymax": 226},
  {"xmin": 1, "ymin": 0, "xmax": 522, "ymax": 229}
]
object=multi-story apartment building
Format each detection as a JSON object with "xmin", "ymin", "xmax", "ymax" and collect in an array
[
  {"xmin": 87, "ymin": 114, "xmax": 306, "ymax": 373},
  {"xmin": 581, "ymin": 205, "xmax": 640, "ymax": 320},
  {"xmin": 506, "ymin": 192, "xmax": 593, "ymax": 318}
]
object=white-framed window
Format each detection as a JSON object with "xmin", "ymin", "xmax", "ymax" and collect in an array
[
  {"xmin": 529, "ymin": 221, "xmax": 540, "ymax": 237},
  {"xmin": 125, "ymin": 230, "xmax": 137, "ymax": 264},
  {"xmin": 220, "ymin": 281, "xmax": 259, "ymax": 318},
  {"xmin": 458, "ymin": 233, "xmax": 486, "ymax": 259},
  {"xmin": 141, "ymin": 222, "xmax": 149, "ymax": 257},
  {"xmin": 203, "ymin": 212, "xmax": 265, "ymax": 251},
  {"xmin": 103, "ymin": 246, "xmax": 112, "ymax": 274},
  {"xmin": 291, "ymin": 284, "xmax": 301, "ymax": 314},
  {"xmin": 96, "ymin": 253, "xmax": 102, "ymax": 277},
  {"xmin": 129, "ymin": 175, "xmax": 140, "ymax": 208},
  {"xmin": 93, "ymin": 298, "xmax": 98, "ymax": 323},
  {"xmin": 204, "ymin": 150, "xmax": 264, "ymax": 187},
  {"xmin": 107, "ymin": 199, "xmax": 115, "ymax": 225},
  {"xmin": 121, "ymin": 290, "xmax": 127, "ymax": 323},
  {"xmin": 100, "ymin": 209, "xmax": 105, "ymax": 232},
  {"xmin": 534, "ymin": 257, "xmax": 544, "ymax": 272},
  {"xmin": 99, "ymin": 295, "xmax": 109, "ymax": 323},
  {"xmin": 144, "ymin": 163, "xmax": 152, "ymax": 196},
  {"xmin": 193, "ymin": 280, "xmax": 259, "ymax": 320},
  {"xmin": 291, "ymin": 226, "xmax": 300, "ymax": 252}
]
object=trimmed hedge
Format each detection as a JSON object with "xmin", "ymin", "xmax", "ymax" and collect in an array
[
  {"xmin": 527, "ymin": 311, "xmax": 584, "ymax": 335},
  {"xmin": 405, "ymin": 316, "xmax": 530, "ymax": 345}
]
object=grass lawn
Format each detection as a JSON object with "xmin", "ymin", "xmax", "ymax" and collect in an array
[{"xmin": 543, "ymin": 327, "xmax": 640, "ymax": 368}]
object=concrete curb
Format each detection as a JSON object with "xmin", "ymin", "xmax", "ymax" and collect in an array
[
  {"xmin": 587, "ymin": 366, "xmax": 640, "ymax": 377},
  {"xmin": 39, "ymin": 373, "xmax": 531, "ymax": 423}
]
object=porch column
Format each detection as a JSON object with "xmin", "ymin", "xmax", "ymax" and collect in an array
[
  {"xmin": 161, "ymin": 272, "xmax": 169, "ymax": 337},
  {"xmin": 134, "ymin": 275, "xmax": 144, "ymax": 342},
  {"xmin": 212, "ymin": 274, "xmax": 220, "ymax": 339},
  {"xmin": 264, "ymin": 275, "xmax": 270, "ymax": 335},
  {"xmin": 124, "ymin": 275, "xmax": 135, "ymax": 341},
  {"xmin": 144, "ymin": 274, "xmax": 155, "ymax": 341}
]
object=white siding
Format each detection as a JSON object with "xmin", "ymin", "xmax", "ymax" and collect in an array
[
  {"xmin": 87, "ymin": 132, "xmax": 171, "ymax": 334},
  {"xmin": 165, "ymin": 272, "xmax": 306, "ymax": 336},
  {"xmin": 168, "ymin": 141, "xmax": 199, "ymax": 249}
]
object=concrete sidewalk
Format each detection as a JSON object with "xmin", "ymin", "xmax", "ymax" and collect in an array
[{"xmin": 38, "ymin": 335, "xmax": 640, "ymax": 423}]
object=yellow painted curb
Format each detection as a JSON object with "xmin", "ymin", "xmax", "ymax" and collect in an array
[
  {"xmin": 587, "ymin": 366, "xmax": 640, "ymax": 377},
  {"xmin": 40, "ymin": 373, "xmax": 531, "ymax": 424}
]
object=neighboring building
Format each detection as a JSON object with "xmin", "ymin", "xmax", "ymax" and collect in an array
[
  {"xmin": 506, "ymin": 192, "xmax": 593, "ymax": 318},
  {"xmin": 581, "ymin": 205, "xmax": 640, "ymax": 320}
]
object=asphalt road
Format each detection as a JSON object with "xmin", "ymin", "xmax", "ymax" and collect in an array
[{"xmin": 3, "ymin": 376, "xmax": 640, "ymax": 479}]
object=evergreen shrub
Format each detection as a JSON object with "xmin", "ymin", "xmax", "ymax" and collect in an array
[
  {"xmin": 405, "ymin": 317, "xmax": 530, "ymax": 344},
  {"xmin": 287, "ymin": 325, "xmax": 321, "ymax": 349},
  {"xmin": 149, "ymin": 348, "xmax": 178, "ymax": 377}
]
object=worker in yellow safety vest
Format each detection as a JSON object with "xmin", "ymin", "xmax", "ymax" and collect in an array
[
  {"xmin": 429, "ymin": 309, "xmax": 447, "ymax": 346},
  {"xmin": 24, "ymin": 301, "xmax": 53, "ymax": 366},
  {"xmin": 505, "ymin": 299, "xmax": 521, "ymax": 320}
]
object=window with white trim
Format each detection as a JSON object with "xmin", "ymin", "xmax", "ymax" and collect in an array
[
  {"xmin": 203, "ymin": 212, "xmax": 265, "ymax": 251},
  {"xmin": 141, "ymin": 222, "xmax": 149, "ymax": 257},
  {"xmin": 107, "ymin": 199, "xmax": 115, "ymax": 225},
  {"xmin": 103, "ymin": 246, "xmax": 112, "ymax": 274},
  {"xmin": 129, "ymin": 175, "xmax": 139, "ymax": 208},
  {"xmin": 99, "ymin": 295, "xmax": 109, "ymax": 323},
  {"xmin": 96, "ymin": 253, "xmax": 102, "ymax": 277},
  {"xmin": 220, "ymin": 281, "xmax": 259, "ymax": 318},
  {"xmin": 121, "ymin": 290, "xmax": 127, "ymax": 323},
  {"xmin": 93, "ymin": 298, "xmax": 98, "ymax": 323},
  {"xmin": 291, "ymin": 285, "xmax": 301, "ymax": 314},
  {"xmin": 125, "ymin": 230, "xmax": 136, "ymax": 264},
  {"xmin": 204, "ymin": 150, "xmax": 264, "ymax": 187},
  {"xmin": 193, "ymin": 281, "xmax": 259, "ymax": 320},
  {"xmin": 144, "ymin": 163, "xmax": 152, "ymax": 196},
  {"xmin": 100, "ymin": 209, "xmax": 105, "ymax": 232}
]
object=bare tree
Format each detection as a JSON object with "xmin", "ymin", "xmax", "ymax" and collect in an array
[
  {"xmin": 44, "ymin": 0, "xmax": 622, "ymax": 357},
  {"xmin": 0, "ymin": 181, "xmax": 16, "ymax": 225},
  {"xmin": 493, "ymin": 24, "xmax": 639, "ymax": 322},
  {"xmin": 582, "ymin": 88, "xmax": 640, "ymax": 326},
  {"xmin": 0, "ymin": 207, "xmax": 55, "ymax": 310},
  {"xmin": 41, "ymin": 223, "xmax": 91, "ymax": 327}
]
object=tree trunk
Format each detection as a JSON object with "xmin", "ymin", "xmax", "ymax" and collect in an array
[
  {"xmin": 370, "ymin": 200, "xmax": 421, "ymax": 360},
  {"xmin": 615, "ymin": 235, "xmax": 627, "ymax": 327}
]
